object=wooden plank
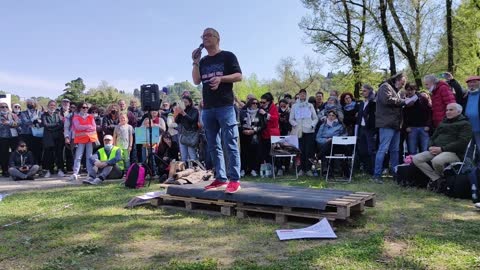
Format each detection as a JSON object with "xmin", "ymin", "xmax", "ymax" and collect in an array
[
  {"xmin": 221, "ymin": 206, "xmax": 233, "ymax": 216},
  {"xmin": 159, "ymin": 194, "xmax": 236, "ymax": 207},
  {"xmin": 336, "ymin": 206, "xmax": 350, "ymax": 219},
  {"xmin": 365, "ymin": 197, "xmax": 376, "ymax": 207},
  {"xmin": 275, "ymin": 214, "xmax": 287, "ymax": 224},
  {"xmin": 236, "ymin": 205, "xmax": 339, "ymax": 220}
]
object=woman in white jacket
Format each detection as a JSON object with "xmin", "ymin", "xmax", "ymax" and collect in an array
[{"xmin": 289, "ymin": 89, "xmax": 318, "ymax": 176}]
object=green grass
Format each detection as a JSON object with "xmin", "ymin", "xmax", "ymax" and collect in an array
[{"xmin": 1, "ymin": 176, "xmax": 479, "ymax": 270}]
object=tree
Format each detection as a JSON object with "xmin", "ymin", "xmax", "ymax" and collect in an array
[
  {"xmin": 133, "ymin": 88, "xmax": 140, "ymax": 99},
  {"xmin": 300, "ymin": 0, "xmax": 369, "ymax": 98},
  {"xmin": 58, "ymin": 77, "xmax": 85, "ymax": 103},
  {"xmin": 446, "ymin": 0, "xmax": 454, "ymax": 72},
  {"xmin": 84, "ymin": 81, "xmax": 135, "ymax": 108},
  {"xmin": 233, "ymin": 74, "xmax": 269, "ymax": 101}
]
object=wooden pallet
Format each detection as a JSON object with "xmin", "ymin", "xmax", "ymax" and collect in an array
[
  {"xmin": 152, "ymin": 194, "xmax": 237, "ymax": 216},
  {"xmin": 152, "ymin": 191, "xmax": 376, "ymax": 224}
]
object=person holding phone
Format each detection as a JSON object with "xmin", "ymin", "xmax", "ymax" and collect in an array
[
  {"xmin": 8, "ymin": 141, "xmax": 39, "ymax": 180},
  {"xmin": 192, "ymin": 27, "xmax": 243, "ymax": 193}
]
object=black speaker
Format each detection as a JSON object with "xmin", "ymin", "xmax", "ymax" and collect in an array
[{"xmin": 140, "ymin": 84, "xmax": 161, "ymax": 111}]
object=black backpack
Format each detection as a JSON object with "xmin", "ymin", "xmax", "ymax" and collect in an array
[{"xmin": 395, "ymin": 163, "xmax": 430, "ymax": 188}]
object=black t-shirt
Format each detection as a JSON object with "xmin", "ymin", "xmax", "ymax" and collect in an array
[{"xmin": 199, "ymin": 50, "xmax": 242, "ymax": 109}]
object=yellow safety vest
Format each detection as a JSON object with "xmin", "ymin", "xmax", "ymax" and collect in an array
[{"xmin": 98, "ymin": 146, "xmax": 124, "ymax": 170}]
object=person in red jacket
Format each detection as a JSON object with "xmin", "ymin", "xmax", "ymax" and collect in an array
[
  {"xmin": 423, "ymin": 75, "xmax": 456, "ymax": 128},
  {"xmin": 258, "ymin": 92, "xmax": 280, "ymax": 168}
]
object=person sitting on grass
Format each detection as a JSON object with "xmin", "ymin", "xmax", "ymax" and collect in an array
[
  {"xmin": 412, "ymin": 103, "xmax": 472, "ymax": 192},
  {"xmin": 83, "ymin": 135, "xmax": 124, "ymax": 185},
  {"xmin": 8, "ymin": 141, "xmax": 40, "ymax": 180}
]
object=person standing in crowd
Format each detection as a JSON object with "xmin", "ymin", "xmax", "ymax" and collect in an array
[
  {"xmin": 239, "ymin": 98, "xmax": 265, "ymax": 177},
  {"xmin": 373, "ymin": 73, "xmax": 411, "ymax": 184},
  {"xmin": 0, "ymin": 102, "xmax": 19, "ymax": 177},
  {"xmin": 192, "ymin": 27, "xmax": 243, "ymax": 193},
  {"xmin": 167, "ymin": 103, "xmax": 179, "ymax": 143},
  {"xmin": 315, "ymin": 91, "xmax": 325, "ymax": 113},
  {"xmin": 464, "ymin": 76, "xmax": 480, "ymax": 204},
  {"xmin": 118, "ymin": 99, "xmax": 137, "ymax": 127},
  {"xmin": 113, "ymin": 113, "xmax": 133, "ymax": 170},
  {"xmin": 413, "ymin": 103, "xmax": 472, "ymax": 190},
  {"xmin": 41, "ymin": 100, "xmax": 65, "ymax": 178},
  {"xmin": 128, "ymin": 99, "xmax": 143, "ymax": 123},
  {"xmin": 258, "ymin": 92, "xmax": 280, "ymax": 172},
  {"xmin": 69, "ymin": 102, "xmax": 98, "ymax": 181},
  {"xmin": 156, "ymin": 132, "xmax": 179, "ymax": 181},
  {"xmin": 403, "ymin": 83, "xmax": 432, "ymax": 155},
  {"xmin": 62, "ymin": 101, "xmax": 75, "ymax": 172},
  {"xmin": 355, "ymin": 84, "xmax": 377, "ymax": 175},
  {"xmin": 12, "ymin": 104, "xmax": 21, "ymax": 117},
  {"xmin": 316, "ymin": 110, "xmax": 347, "ymax": 176},
  {"xmin": 329, "ymin": 90, "xmax": 339, "ymax": 99},
  {"xmin": 88, "ymin": 105, "xmax": 104, "ymax": 148},
  {"xmin": 289, "ymin": 89, "xmax": 318, "ymax": 176},
  {"xmin": 340, "ymin": 92, "xmax": 357, "ymax": 136},
  {"xmin": 176, "ymin": 96, "xmax": 199, "ymax": 162},
  {"xmin": 18, "ymin": 99, "xmax": 43, "ymax": 166},
  {"xmin": 318, "ymin": 96, "xmax": 344, "ymax": 123},
  {"xmin": 278, "ymin": 99, "xmax": 291, "ymax": 136},
  {"xmin": 423, "ymin": 74, "xmax": 456, "ymax": 128},
  {"xmin": 8, "ymin": 141, "xmax": 39, "ymax": 180},
  {"xmin": 102, "ymin": 104, "xmax": 120, "ymax": 136},
  {"xmin": 160, "ymin": 102, "xmax": 171, "ymax": 119}
]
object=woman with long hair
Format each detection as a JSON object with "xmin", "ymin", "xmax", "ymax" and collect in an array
[
  {"xmin": 102, "ymin": 104, "xmax": 120, "ymax": 136},
  {"xmin": 155, "ymin": 132, "xmax": 179, "ymax": 180},
  {"xmin": 258, "ymin": 92, "xmax": 280, "ymax": 172},
  {"xmin": 340, "ymin": 92, "xmax": 357, "ymax": 136},
  {"xmin": 175, "ymin": 96, "xmax": 199, "ymax": 162},
  {"xmin": 69, "ymin": 102, "xmax": 98, "ymax": 181}
]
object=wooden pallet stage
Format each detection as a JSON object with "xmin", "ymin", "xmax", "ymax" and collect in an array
[{"xmin": 153, "ymin": 182, "xmax": 376, "ymax": 224}]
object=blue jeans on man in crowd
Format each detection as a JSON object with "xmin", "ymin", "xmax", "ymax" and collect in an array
[
  {"xmin": 407, "ymin": 127, "xmax": 429, "ymax": 155},
  {"xmin": 179, "ymin": 135, "xmax": 198, "ymax": 162},
  {"xmin": 202, "ymin": 105, "xmax": 240, "ymax": 182},
  {"xmin": 374, "ymin": 128, "xmax": 400, "ymax": 178}
]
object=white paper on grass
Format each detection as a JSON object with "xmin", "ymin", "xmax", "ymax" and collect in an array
[
  {"xmin": 276, "ymin": 218, "xmax": 337, "ymax": 241},
  {"xmin": 125, "ymin": 191, "xmax": 165, "ymax": 208}
]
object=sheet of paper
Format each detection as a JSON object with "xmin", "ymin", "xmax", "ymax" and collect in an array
[
  {"xmin": 276, "ymin": 218, "xmax": 337, "ymax": 241},
  {"xmin": 125, "ymin": 190, "xmax": 165, "ymax": 208}
]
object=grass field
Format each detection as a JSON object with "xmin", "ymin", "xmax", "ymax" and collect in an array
[{"xmin": 1, "ymin": 176, "xmax": 479, "ymax": 270}]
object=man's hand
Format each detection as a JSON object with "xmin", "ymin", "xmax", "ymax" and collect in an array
[
  {"xmin": 192, "ymin": 48, "xmax": 202, "ymax": 63},
  {"xmin": 259, "ymin": 109, "xmax": 266, "ymax": 115},
  {"xmin": 429, "ymin": 146, "xmax": 442, "ymax": 155},
  {"xmin": 209, "ymin": 77, "xmax": 222, "ymax": 90},
  {"xmin": 65, "ymin": 137, "xmax": 70, "ymax": 144}
]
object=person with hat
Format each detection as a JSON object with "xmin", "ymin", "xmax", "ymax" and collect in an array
[
  {"xmin": 289, "ymin": 88, "xmax": 318, "ymax": 176},
  {"xmin": 83, "ymin": 135, "xmax": 124, "ymax": 185},
  {"xmin": 464, "ymin": 75, "xmax": 480, "ymax": 206}
]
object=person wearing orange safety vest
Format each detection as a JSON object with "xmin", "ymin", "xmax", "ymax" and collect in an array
[
  {"xmin": 69, "ymin": 102, "xmax": 98, "ymax": 181},
  {"xmin": 83, "ymin": 135, "xmax": 124, "ymax": 185}
]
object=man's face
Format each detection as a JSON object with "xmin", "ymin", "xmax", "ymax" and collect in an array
[
  {"xmin": 118, "ymin": 101, "xmax": 126, "ymax": 110},
  {"xmin": 445, "ymin": 104, "xmax": 460, "ymax": 119},
  {"xmin": 361, "ymin": 88, "xmax": 369, "ymax": 98},
  {"xmin": 70, "ymin": 105, "xmax": 76, "ymax": 112},
  {"xmin": 202, "ymin": 29, "xmax": 219, "ymax": 48},
  {"xmin": 62, "ymin": 101, "xmax": 70, "ymax": 109},
  {"xmin": 396, "ymin": 76, "xmax": 407, "ymax": 89},
  {"xmin": 467, "ymin": 80, "xmax": 480, "ymax": 90},
  {"xmin": 260, "ymin": 99, "xmax": 268, "ymax": 109},
  {"xmin": 315, "ymin": 93, "xmax": 323, "ymax": 104},
  {"xmin": 424, "ymin": 80, "xmax": 434, "ymax": 91},
  {"xmin": 299, "ymin": 92, "xmax": 306, "ymax": 100},
  {"xmin": 162, "ymin": 103, "xmax": 170, "ymax": 110},
  {"xmin": 48, "ymin": 102, "xmax": 56, "ymax": 111}
]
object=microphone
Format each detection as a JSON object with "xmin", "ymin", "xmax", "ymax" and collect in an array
[{"xmin": 194, "ymin": 43, "xmax": 204, "ymax": 60}]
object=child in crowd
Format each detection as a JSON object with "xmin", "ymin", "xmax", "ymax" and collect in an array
[{"xmin": 113, "ymin": 113, "xmax": 133, "ymax": 170}]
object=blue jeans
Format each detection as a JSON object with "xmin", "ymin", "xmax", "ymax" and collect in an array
[
  {"xmin": 73, "ymin": 143, "xmax": 93, "ymax": 175},
  {"xmin": 179, "ymin": 135, "xmax": 198, "ymax": 161},
  {"xmin": 357, "ymin": 126, "xmax": 376, "ymax": 175},
  {"xmin": 202, "ymin": 106, "xmax": 240, "ymax": 182},
  {"xmin": 407, "ymin": 127, "xmax": 429, "ymax": 155},
  {"xmin": 374, "ymin": 128, "xmax": 400, "ymax": 177}
]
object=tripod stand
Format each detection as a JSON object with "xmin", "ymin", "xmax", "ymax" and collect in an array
[{"xmin": 143, "ymin": 111, "xmax": 161, "ymax": 185}]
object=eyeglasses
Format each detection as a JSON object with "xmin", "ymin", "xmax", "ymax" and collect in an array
[
  {"xmin": 201, "ymin": 33, "xmax": 217, "ymax": 39},
  {"xmin": 0, "ymin": 106, "xmax": 7, "ymax": 109},
  {"xmin": 251, "ymin": 102, "xmax": 258, "ymax": 105},
  {"xmin": 19, "ymin": 145, "xmax": 26, "ymax": 147},
  {"xmin": 259, "ymin": 101, "xmax": 266, "ymax": 104},
  {"xmin": 104, "ymin": 139, "xmax": 112, "ymax": 142},
  {"xmin": 82, "ymin": 106, "xmax": 88, "ymax": 109},
  {"xmin": 14, "ymin": 106, "xmax": 20, "ymax": 109}
]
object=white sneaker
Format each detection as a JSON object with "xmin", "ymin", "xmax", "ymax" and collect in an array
[
  {"xmin": 91, "ymin": 178, "xmax": 103, "ymax": 185},
  {"xmin": 44, "ymin": 171, "xmax": 51, "ymax": 178},
  {"xmin": 82, "ymin": 177, "xmax": 94, "ymax": 185},
  {"xmin": 306, "ymin": 170, "xmax": 314, "ymax": 177},
  {"xmin": 475, "ymin": 202, "xmax": 480, "ymax": 209},
  {"xmin": 277, "ymin": 169, "xmax": 283, "ymax": 176},
  {"xmin": 240, "ymin": 170, "xmax": 245, "ymax": 177},
  {"xmin": 57, "ymin": 170, "xmax": 65, "ymax": 177},
  {"xmin": 251, "ymin": 170, "xmax": 257, "ymax": 177},
  {"xmin": 69, "ymin": 174, "xmax": 78, "ymax": 181},
  {"xmin": 298, "ymin": 170, "xmax": 304, "ymax": 176}
]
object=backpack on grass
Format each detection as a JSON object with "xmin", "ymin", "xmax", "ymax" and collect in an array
[{"xmin": 125, "ymin": 163, "xmax": 146, "ymax": 189}]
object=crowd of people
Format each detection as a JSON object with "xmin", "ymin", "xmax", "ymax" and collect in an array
[{"xmin": 0, "ymin": 26, "xmax": 479, "ymax": 207}]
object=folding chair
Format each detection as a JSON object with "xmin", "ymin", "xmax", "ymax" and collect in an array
[
  {"xmin": 271, "ymin": 135, "xmax": 299, "ymax": 180},
  {"xmin": 325, "ymin": 136, "xmax": 357, "ymax": 183}
]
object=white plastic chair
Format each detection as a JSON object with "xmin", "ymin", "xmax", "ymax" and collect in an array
[
  {"xmin": 271, "ymin": 135, "xmax": 299, "ymax": 179},
  {"xmin": 325, "ymin": 136, "xmax": 357, "ymax": 183}
]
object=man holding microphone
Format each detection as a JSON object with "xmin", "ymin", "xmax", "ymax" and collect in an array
[{"xmin": 192, "ymin": 27, "xmax": 243, "ymax": 193}]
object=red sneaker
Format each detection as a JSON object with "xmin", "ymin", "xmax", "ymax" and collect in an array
[
  {"xmin": 204, "ymin": 179, "xmax": 227, "ymax": 190},
  {"xmin": 225, "ymin": 181, "xmax": 241, "ymax": 194}
]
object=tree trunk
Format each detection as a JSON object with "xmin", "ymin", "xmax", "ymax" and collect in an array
[
  {"xmin": 379, "ymin": 0, "xmax": 396, "ymax": 75},
  {"xmin": 351, "ymin": 53, "xmax": 362, "ymax": 98},
  {"xmin": 446, "ymin": 0, "xmax": 454, "ymax": 72}
]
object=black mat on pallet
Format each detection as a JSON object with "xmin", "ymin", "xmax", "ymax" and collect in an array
[{"xmin": 165, "ymin": 182, "xmax": 353, "ymax": 210}]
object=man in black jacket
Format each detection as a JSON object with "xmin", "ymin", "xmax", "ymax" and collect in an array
[
  {"xmin": 356, "ymin": 84, "xmax": 377, "ymax": 175},
  {"xmin": 8, "ymin": 141, "xmax": 40, "ymax": 180}
]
